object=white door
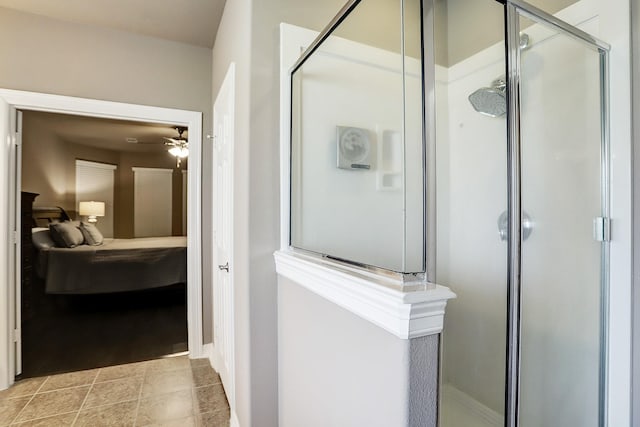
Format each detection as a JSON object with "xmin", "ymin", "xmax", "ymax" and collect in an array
[
  {"xmin": 76, "ymin": 160, "xmax": 117, "ymax": 237},
  {"xmin": 133, "ymin": 167, "xmax": 173, "ymax": 237},
  {"xmin": 213, "ymin": 62, "xmax": 235, "ymax": 408}
]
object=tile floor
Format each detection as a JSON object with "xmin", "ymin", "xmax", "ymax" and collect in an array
[{"xmin": 0, "ymin": 356, "xmax": 230, "ymax": 426}]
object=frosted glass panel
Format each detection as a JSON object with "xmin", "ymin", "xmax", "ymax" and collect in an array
[
  {"xmin": 518, "ymin": 14, "xmax": 604, "ymax": 427},
  {"xmin": 436, "ymin": 1, "xmax": 508, "ymax": 425},
  {"xmin": 290, "ymin": 0, "xmax": 424, "ymax": 273}
]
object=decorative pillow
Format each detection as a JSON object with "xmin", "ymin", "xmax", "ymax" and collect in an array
[
  {"xmin": 32, "ymin": 227, "xmax": 56, "ymax": 250},
  {"xmin": 49, "ymin": 221, "xmax": 84, "ymax": 248},
  {"xmin": 79, "ymin": 222, "xmax": 104, "ymax": 246}
]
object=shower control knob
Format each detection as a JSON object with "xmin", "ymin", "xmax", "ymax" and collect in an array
[{"xmin": 498, "ymin": 210, "xmax": 533, "ymax": 241}]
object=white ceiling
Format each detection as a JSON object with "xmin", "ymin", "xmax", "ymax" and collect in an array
[
  {"xmin": 0, "ymin": 0, "xmax": 226, "ymax": 48},
  {"xmin": 24, "ymin": 111, "xmax": 186, "ymax": 153}
]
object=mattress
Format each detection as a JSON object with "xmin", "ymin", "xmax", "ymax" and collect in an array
[{"xmin": 35, "ymin": 236, "xmax": 187, "ymax": 294}]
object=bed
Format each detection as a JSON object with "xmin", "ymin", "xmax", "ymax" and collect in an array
[{"xmin": 31, "ymin": 207, "xmax": 187, "ymax": 294}]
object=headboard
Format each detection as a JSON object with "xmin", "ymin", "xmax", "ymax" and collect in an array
[{"xmin": 32, "ymin": 206, "xmax": 72, "ymax": 228}]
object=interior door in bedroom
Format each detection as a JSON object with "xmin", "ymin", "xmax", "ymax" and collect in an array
[
  {"xmin": 76, "ymin": 160, "xmax": 117, "ymax": 238},
  {"xmin": 213, "ymin": 62, "xmax": 235, "ymax": 412}
]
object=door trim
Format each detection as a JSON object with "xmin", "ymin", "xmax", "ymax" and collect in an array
[{"xmin": 0, "ymin": 88, "xmax": 205, "ymax": 389}]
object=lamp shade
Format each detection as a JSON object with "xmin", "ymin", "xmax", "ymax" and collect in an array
[{"xmin": 79, "ymin": 201, "xmax": 105, "ymax": 217}]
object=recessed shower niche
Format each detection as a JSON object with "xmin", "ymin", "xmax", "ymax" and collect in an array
[{"xmin": 289, "ymin": 0, "xmax": 428, "ymax": 275}]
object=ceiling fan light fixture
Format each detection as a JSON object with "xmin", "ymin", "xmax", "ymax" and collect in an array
[{"xmin": 169, "ymin": 146, "xmax": 189, "ymax": 158}]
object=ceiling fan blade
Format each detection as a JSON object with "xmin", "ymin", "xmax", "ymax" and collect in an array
[{"xmin": 134, "ymin": 140, "xmax": 165, "ymax": 144}]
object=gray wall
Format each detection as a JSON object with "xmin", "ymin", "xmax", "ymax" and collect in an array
[
  {"xmin": 278, "ymin": 277, "xmax": 439, "ymax": 426},
  {"xmin": 220, "ymin": 1, "xmax": 349, "ymax": 426},
  {"xmin": 0, "ymin": 6, "xmax": 213, "ymax": 336},
  {"xmin": 211, "ymin": 1, "xmax": 350, "ymax": 425},
  {"xmin": 233, "ymin": 1, "xmax": 428, "ymax": 425},
  {"xmin": 210, "ymin": 0, "xmax": 254, "ymax": 425}
]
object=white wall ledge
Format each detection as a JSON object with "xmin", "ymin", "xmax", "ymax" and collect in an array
[{"xmin": 274, "ymin": 250, "xmax": 456, "ymax": 339}]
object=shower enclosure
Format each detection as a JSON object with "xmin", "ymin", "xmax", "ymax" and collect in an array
[
  {"xmin": 437, "ymin": 0, "xmax": 609, "ymax": 426},
  {"xmin": 287, "ymin": 0, "xmax": 611, "ymax": 425}
]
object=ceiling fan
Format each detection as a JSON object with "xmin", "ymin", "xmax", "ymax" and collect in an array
[{"xmin": 164, "ymin": 126, "xmax": 189, "ymax": 167}]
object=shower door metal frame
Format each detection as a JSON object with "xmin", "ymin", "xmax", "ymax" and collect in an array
[{"xmin": 502, "ymin": 1, "xmax": 611, "ymax": 426}]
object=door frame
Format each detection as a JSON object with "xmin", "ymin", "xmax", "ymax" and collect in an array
[{"xmin": 0, "ymin": 88, "xmax": 205, "ymax": 390}]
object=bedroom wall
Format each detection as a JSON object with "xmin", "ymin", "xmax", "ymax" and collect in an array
[
  {"xmin": 21, "ymin": 117, "xmax": 187, "ymax": 239},
  {"xmin": 20, "ymin": 118, "xmax": 119, "ymax": 217}
]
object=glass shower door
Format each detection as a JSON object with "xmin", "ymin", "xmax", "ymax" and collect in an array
[{"xmin": 514, "ymin": 8, "xmax": 608, "ymax": 427}]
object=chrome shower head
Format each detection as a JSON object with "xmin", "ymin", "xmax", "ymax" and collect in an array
[
  {"xmin": 468, "ymin": 78, "xmax": 507, "ymax": 117},
  {"xmin": 467, "ymin": 32, "xmax": 530, "ymax": 118}
]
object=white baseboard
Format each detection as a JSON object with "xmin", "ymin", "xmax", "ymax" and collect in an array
[
  {"xmin": 230, "ymin": 411, "xmax": 240, "ymax": 427},
  {"xmin": 442, "ymin": 384, "xmax": 502, "ymax": 427}
]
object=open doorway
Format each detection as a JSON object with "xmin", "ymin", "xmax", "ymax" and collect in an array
[
  {"xmin": 19, "ymin": 111, "xmax": 191, "ymax": 378},
  {"xmin": 0, "ymin": 90, "xmax": 205, "ymax": 390}
]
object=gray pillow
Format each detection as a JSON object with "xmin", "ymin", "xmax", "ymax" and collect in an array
[
  {"xmin": 32, "ymin": 227, "xmax": 56, "ymax": 250},
  {"xmin": 79, "ymin": 222, "xmax": 104, "ymax": 246},
  {"xmin": 49, "ymin": 221, "xmax": 84, "ymax": 248}
]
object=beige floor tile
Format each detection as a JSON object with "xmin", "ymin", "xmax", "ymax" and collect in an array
[
  {"xmin": 192, "ymin": 384, "xmax": 229, "ymax": 415},
  {"xmin": 40, "ymin": 369, "xmax": 98, "ymax": 392},
  {"xmin": 15, "ymin": 386, "xmax": 89, "ymax": 422},
  {"xmin": 0, "ymin": 378, "xmax": 46, "ymax": 400},
  {"xmin": 141, "ymin": 369, "xmax": 193, "ymax": 397},
  {"xmin": 196, "ymin": 410, "xmax": 230, "ymax": 427},
  {"xmin": 189, "ymin": 358, "xmax": 210, "ymax": 369},
  {"xmin": 137, "ymin": 415, "xmax": 197, "ymax": 427},
  {"xmin": 136, "ymin": 389, "xmax": 193, "ymax": 425},
  {"xmin": 96, "ymin": 362, "xmax": 147, "ymax": 383},
  {"xmin": 3, "ymin": 357, "xmax": 231, "ymax": 427},
  {"xmin": 75, "ymin": 401, "xmax": 137, "ymax": 427},
  {"xmin": 0, "ymin": 396, "xmax": 30, "ymax": 426},
  {"xmin": 84, "ymin": 377, "xmax": 143, "ymax": 409},
  {"xmin": 10, "ymin": 411, "xmax": 77, "ymax": 426},
  {"xmin": 145, "ymin": 357, "xmax": 190, "ymax": 373},
  {"xmin": 190, "ymin": 366, "xmax": 221, "ymax": 388}
]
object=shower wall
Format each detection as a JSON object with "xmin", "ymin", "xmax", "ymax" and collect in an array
[
  {"xmin": 437, "ymin": 50, "xmax": 508, "ymax": 418},
  {"xmin": 437, "ymin": 0, "xmax": 601, "ymax": 425}
]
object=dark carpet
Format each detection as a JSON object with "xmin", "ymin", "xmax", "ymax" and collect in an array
[{"xmin": 20, "ymin": 279, "xmax": 188, "ymax": 379}]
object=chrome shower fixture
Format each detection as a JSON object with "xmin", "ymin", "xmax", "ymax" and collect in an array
[
  {"xmin": 467, "ymin": 33, "xmax": 531, "ymax": 118},
  {"xmin": 519, "ymin": 32, "xmax": 531, "ymax": 50},
  {"xmin": 468, "ymin": 77, "xmax": 507, "ymax": 117}
]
